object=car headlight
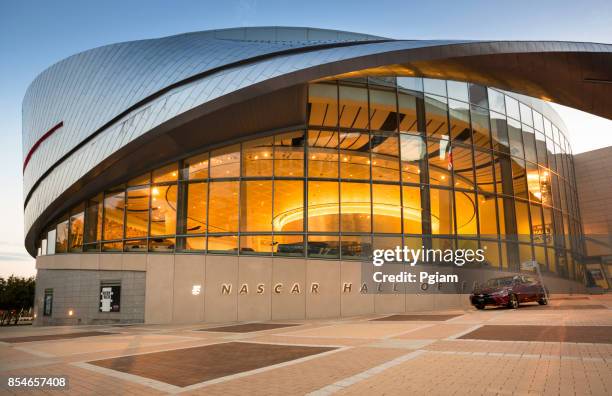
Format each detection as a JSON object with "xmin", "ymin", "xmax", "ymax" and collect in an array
[{"xmin": 491, "ymin": 290, "xmax": 508, "ymax": 297}]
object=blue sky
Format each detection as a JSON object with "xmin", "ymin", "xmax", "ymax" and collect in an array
[{"xmin": 1, "ymin": 0, "xmax": 611, "ymax": 277}]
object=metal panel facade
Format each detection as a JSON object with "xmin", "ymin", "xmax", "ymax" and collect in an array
[{"xmin": 21, "ymin": 27, "xmax": 612, "ymax": 255}]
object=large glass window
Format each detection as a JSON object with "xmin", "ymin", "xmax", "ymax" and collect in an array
[
  {"xmin": 533, "ymin": 111, "xmax": 544, "ymax": 132},
  {"xmin": 55, "ymin": 219, "xmax": 68, "ymax": 253},
  {"xmin": 341, "ymin": 182, "xmax": 371, "ymax": 233},
  {"xmin": 490, "ymin": 111, "xmax": 509, "ymax": 152},
  {"xmin": 447, "ymin": 81, "xmax": 469, "ymax": 102},
  {"xmin": 308, "ymin": 235, "xmax": 339, "ymax": 258},
  {"xmin": 526, "ymin": 162, "xmax": 542, "ymax": 202},
  {"xmin": 208, "ymin": 181, "xmax": 239, "ymax": 233},
  {"xmin": 103, "ymin": 189, "xmax": 125, "ymax": 241},
  {"xmin": 471, "ymin": 105, "xmax": 490, "ymax": 150},
  {"xmin": 448, "ymin": 99, "xmax": 470, "ymax": 143},
  {"xmin": 274, "ymin": 234, "xmax": 304, "ymax": 256},
  {"xmin": 40, "ymin": 77, "xmax": 580, "ymax": 280},
  {"xmin": 341, "ymin": 235, "xmax": 371, "ymax": 260},
  {"xmin": 208, "ymin": 235, "xmax": 237, "ymax": 253},
  {"xmin": 273, "ymin": 180, "xmax": 304, "ymax": 232},
  {"xmin": 452, "ymin": 144, "xmax": 475, "ymax": 190},
  {"xmin": 308, "ymin": 130, "xmax": 338, "ymax": 178},
  {"xmin": 468, "ymin": 84, "xmax": 488, "ymax": 108},
  {"xmin": 497, "ymin": 198, "xmax": 507, "ymax": 237},
  {"xmin": 242, "ymin": 137, "xmax": 273, "ymax": 177},
  {"xmin": 535, "ymin": 132, "xmax": 548, "ymax": 166},
  {"xmin": 397, "ymin": 77, "xmax": 423, "ymax": 92},
  {"xmin": 372, "ymin": 183, "xmax": 401, "ymax": 233},
  {"xmin": 487, "ymin": 88, "xmax": 505, "ymax": 114},
  {"xmin": 274, "ymin": 131, "xmax": 304, "ymax": 177},
  {"xmin": 339, "ymin": 84, "xmax": 368, "ymax": 129},
  {"xmin": 402, "ymin": 185, "xmax": 422, "ymax": 234},
  {"xmin": 425, "ymin": 94, "xmax": 449, "ymax": 138},
  {"xmin": 515, "ymin": 200, "xmax": 531, "ymax": 243},
  {"xmin": 153, "ymin": 163, "xmax": 178, "ymax": 183},
  {"xmin": 339, "ymin": 131, "xmax": 370, "ymax": 179},
  {"xmin": 371, "ymin": 133, "xmax": 399, "ymax": 181},
  {"xmin": 507, "ymin": 118, "xmax": 524, "ymax": 159},
  {"xmin": 84, "ymin": 194, "xmax": 103, "ymax": 246},
  {"xmin": 184, "ymin": 182, "xmax": 207, "ymax": 234},
  {"xmin": 183, "ymin": 153, "xmax": 208, "ymax": 180},
  {"xmin": 240, "ymin": 181, "xmax": 272, "ymax": 232},
  {"xmin": 455, "ymin": 191, "xmax": 478, "ymax": 236},
  {"xmin": 369, "ymin": 86, "xmax": 397, "ymax": 131},
  {"xmin": 430, "ymin": 188, "xmax": 454, "ymax": 235},
  {"xmin": 428, "ymin": 138, "xmax": 452, "ymax": 187},
  {"xmin": 530, "ymin": 204, "xmax": 544, "ymax": 244},
  {"xmin": 69, "ymin": 211, "xmax": 84, "ymax": 252},
  {"xmin": 423, "ymin": 79, "xmax": 446, "ymax": 96},
  {"xmin": 519, "ymin": 103, "xmax": 533, "ymax": 126},
  {"xmin": 511, "ymin": 158, "xmax": 528, "ymax": 199},
  {"xmin": 308, "ymin": 83, "xmax": 338, "ymax": 126},
  {"xmin": 505, "ymin": 96, "xmax": 520, "ymax": 121},
  {"xmin": 150, "ymin": 185, "xmax": 177, "ymax": 236},
  {"xmin": 210, "ymin": 145, "xmax": 240, "ymax": 178},
  {"xmin": 473, "ymin": 149, "xmax": 495, "ymax": 193},
  {"xmin": 129, "ymin": 173, "xmax": 150, "ymax": 187},
  {"xmin": 125, "ymin": 186, "xmax": 149, "ymax": 239},
  {"xmin": 522, "ymin": 125, "xmax": 537, "ymax": 163},
  {"xmin": 308, "ymin": 181, "xmax": 339, "ymax": 232},
  {"xmin": 398, "ymin": 89, "xmax": 418, "ymax": 133},
  {"xmin": 240, "ymin": 235, "xmax": 273, "ymax": 255},
  {"xmin": 478, "ymin": 194, "xmax": 498, "ymax": 237},
  {"xmin": 400, "ymin": 133, "xmax": 426, "ymax": 183}
]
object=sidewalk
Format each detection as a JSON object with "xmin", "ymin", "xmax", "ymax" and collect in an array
[{"xmin": 1, "ymin": 295, "xmax": 611, "ymax": 395}]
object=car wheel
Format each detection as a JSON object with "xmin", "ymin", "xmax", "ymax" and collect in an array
[
  {"xmin": 475, "ymin": 304, "xmax": 485, "ymax": 310},
  {"xmin": 538, "ymin": 295, "xmax": 548, "ymax": 305},
  {"xmin": 507, "ymin": 294, "xmax": 519, "ymax": 309}
]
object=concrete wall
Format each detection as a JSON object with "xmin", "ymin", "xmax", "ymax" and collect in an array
[
  {"xmin": 34, "ymin": 253, "xmax": 586, "ymax": 325},
  {"xmin": 34, "ymin": 267, "xmax": 145, "ymax": 325}
]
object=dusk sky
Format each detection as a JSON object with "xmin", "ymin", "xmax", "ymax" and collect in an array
[{"xmin": 1, "ymin": 0, "xmax": 611, "ymax": 277}]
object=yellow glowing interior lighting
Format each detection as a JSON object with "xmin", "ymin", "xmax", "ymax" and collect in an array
[
  {"xmin": 272, "ymin": 203, "xmax": 437, "ymax": 232},
  {"xmin": 527, "ymin": 170, "xmax": 543, "ymax": 199},
  {"xmin": 68, "ymin": 309, "xmax": 74, "ymax": 316}
]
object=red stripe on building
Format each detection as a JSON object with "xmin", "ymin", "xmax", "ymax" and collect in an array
[{"xmin": 23, "ymin": 121, "xmax": 63, "ymax": 172}]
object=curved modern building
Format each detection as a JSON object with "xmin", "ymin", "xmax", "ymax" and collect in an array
[{"xmin": 24, "ymin": 27, "xmax": 612, "ymax": 325}]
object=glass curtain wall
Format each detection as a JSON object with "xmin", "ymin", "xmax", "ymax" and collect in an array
[{"xmin": 39, "ymin": 77, "xmax": 582, "ymax": 280}]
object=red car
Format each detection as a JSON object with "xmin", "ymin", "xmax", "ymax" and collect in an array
[{"xmin": 470, "ymin": 275, "xmax": 548, "ymax": 310}]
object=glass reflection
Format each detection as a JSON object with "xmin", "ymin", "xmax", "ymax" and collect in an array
[
  {"xmin": 41, "ymin": 77, "xmax": 581, "ymax": 281},
  {"xmin": 103, "ymin": 189, "xmax": 124, "ymax": 240},
  {"xmin": 150, "ymin": 185, "xmax": 177, "ymax": 236}
]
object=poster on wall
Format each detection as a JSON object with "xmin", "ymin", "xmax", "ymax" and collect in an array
[
  {"xmin": 99, "ymin": 283, "xmax": 121, "ymax": 312},
  {"xmin": 43, "ymin": 289, "xmax": 53, "ymax": 316}
]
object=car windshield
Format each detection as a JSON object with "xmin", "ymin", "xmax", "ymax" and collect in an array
[{"xmin": 484, "ymin": 277, "xmax": 515, "ymax": 287}]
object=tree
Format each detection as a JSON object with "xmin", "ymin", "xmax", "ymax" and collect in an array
[{"xmin": 0, "ymin": 276, "xmax": 35, "ymax": 326}]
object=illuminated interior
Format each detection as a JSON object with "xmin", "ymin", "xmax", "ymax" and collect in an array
[{"xmin": 38, "ymin": 77, "xmax": 582, "ymax": 279}]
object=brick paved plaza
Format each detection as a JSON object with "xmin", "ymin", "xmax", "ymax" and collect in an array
[{"xmin": 1, "ymin": 295, "xmax": 611, "ymax": 395}]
